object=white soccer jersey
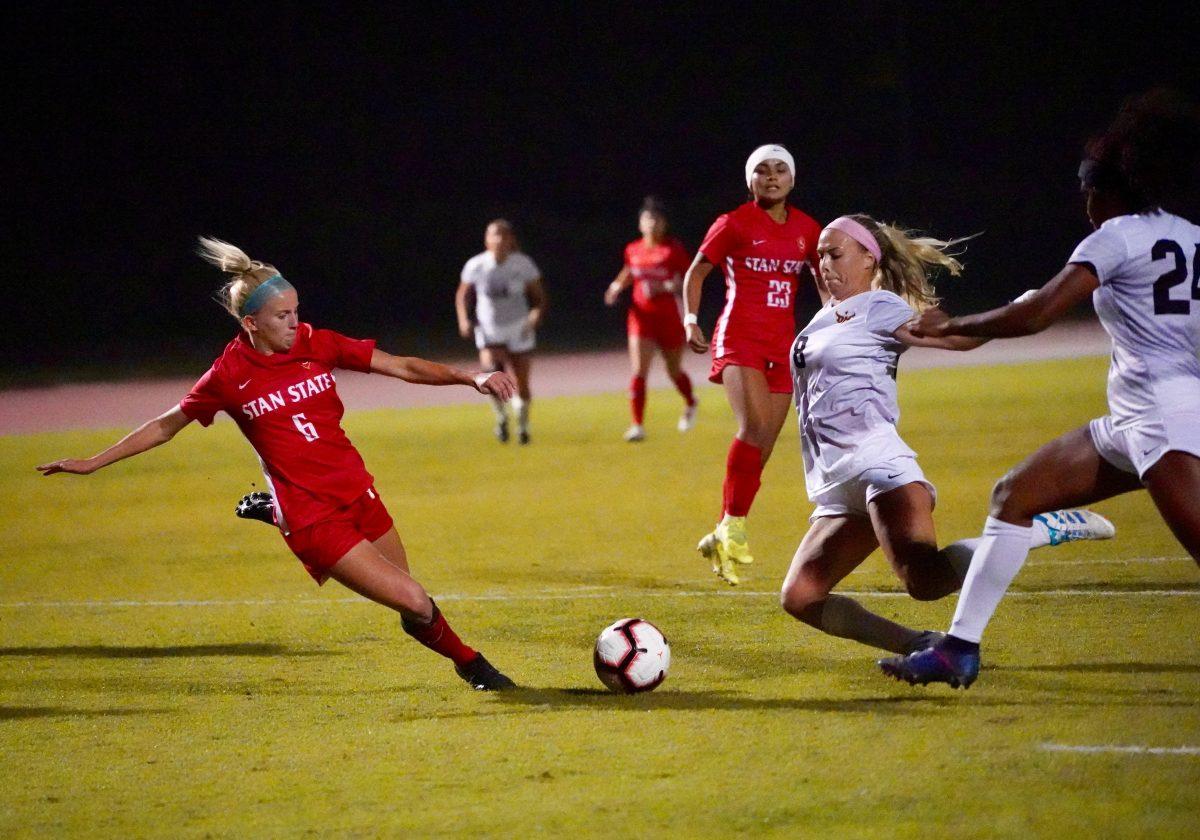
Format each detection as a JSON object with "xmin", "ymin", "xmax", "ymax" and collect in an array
[
  {"xmin": 1069, "ymin": 212, "xmax": 1200, "ymax": 431},
  {"xmin": 791, "ymin": 289, "xmax": 918, "ymax": 497},
  {"xmin": 461, "ymin": 251, "xmax": 541, "ymax": 330}
]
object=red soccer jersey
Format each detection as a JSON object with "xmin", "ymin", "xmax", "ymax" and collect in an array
[
  {"xmin": 624, "ymin": 236, "xmax": 691, "ymax": 310},
  {"xmin": 698, "ymin": 202, "xmax": 821, "ymax": 361},
  {"xmin": 179, "ymin": 324, "xmax": 377, "ymax": 534}
]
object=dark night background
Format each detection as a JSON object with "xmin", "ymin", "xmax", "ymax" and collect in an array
[{"xmin": 7, "ymin": 3, "xmax": 1198, "ymax": 385}]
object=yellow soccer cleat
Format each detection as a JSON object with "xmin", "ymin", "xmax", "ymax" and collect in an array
[
  {"xmin": 697, "ymin": 530, "xmax": 740, "ymax": 586},
  {"xmin": 717, "ymin": 515, "xmax": 754, "ymax": 565}
]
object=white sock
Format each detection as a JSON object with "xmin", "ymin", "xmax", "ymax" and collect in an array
[
  {"xmin": 512, "ymin": 397, "xmax": 529, "ymax": 433},
  {"xmin": 1028, "ymin": 515, "xmax": 1051, "ymax": 549},
  {"xmin": 948, "ymin": 516, "xmax": 1033, "ymax": 643},
  {"xmin": 489, "ymin": 395, "xmax": 508, "ymax": 424},
  {"xmin": 940, "ymin": 537, "xmax": 980, "ymax": 582}
]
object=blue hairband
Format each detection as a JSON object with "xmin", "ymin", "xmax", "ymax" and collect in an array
[{"xmin": 239, "ymin": 274, "xmax": 294, "ymax": 316}]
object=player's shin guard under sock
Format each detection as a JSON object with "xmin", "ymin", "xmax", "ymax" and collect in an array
[
  {"xmin": 947, "ymin": 516, "xmax": 1033, "ymax": 643},
  {"xmin": 630, "ymin": 375, "xmax": 647, "ymax": 425},
  {"xmin": 722, "ymin": 438, "xmax": 763, "ymax": 517},
  {"xmin": 804, "ymin": 594, "xmax": 926, "ymax": 654},
  {"xmin": 672, "ymin": 372, "xmax": 695, "ymax": 406},
  {"xmin": 401, "ymin": 600, "xmax": 478, "ymax": 667}
]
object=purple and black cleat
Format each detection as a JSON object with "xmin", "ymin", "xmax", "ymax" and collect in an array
[{"xmin": 878, "ymin": 638, "xmax": 981, "ymax": 689}]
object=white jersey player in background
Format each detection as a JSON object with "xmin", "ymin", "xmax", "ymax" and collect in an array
[
  {"xmin": 779, "ymin": 215, "xmax": 1114, "ymax": 657},
  {"xmin": 880, "ymin": 88, "xmax": 1200, "ymax": 689},
  {"xmin": 456, "ymin": 219, "xmax": 547, "ymax": 444}
]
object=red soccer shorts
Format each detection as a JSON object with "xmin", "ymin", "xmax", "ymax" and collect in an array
[
  {"xmin": 627, "ymin": 301, "xmax": 685, "ymax": 350},
  {"xmin": 709, "ymin": 348, "xmax": 793, "ymax": 394},
  {"xmin": 283, "ymin": 486, "xmax": 395, "ymax": 584}
]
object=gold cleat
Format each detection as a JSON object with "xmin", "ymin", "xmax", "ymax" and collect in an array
[
  {"xmin": 698, "ymin": 530, "xmax": 740, "ymax": 586},
  {"xmin": 717, "ymin": 515, "xmax": 754, "ymax": 565}
]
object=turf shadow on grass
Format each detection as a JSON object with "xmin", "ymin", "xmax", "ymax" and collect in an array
[
  {"xmin": 0, "ymin": 706, "xmax": 173, "ymax": 720},
  {"xmin": 0, "ymin": 643, "xmax": 338, "ymax": 659},
  {"xmin": 488, "ymin": 687, "xmax": 950, "ymax": 715}
]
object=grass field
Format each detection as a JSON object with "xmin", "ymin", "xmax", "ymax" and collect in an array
[{"xmin": 2, "ymin": 356, "xmax": 1198, "ymax": 838}]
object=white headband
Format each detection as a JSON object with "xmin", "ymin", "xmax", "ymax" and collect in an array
[{"xmin": 744, "ymin": 144, "xmax": 795, "ymax": 188}]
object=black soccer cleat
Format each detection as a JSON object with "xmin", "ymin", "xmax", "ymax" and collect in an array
[
  {"xmin": 518, "ymin": 430, "xmax": 530, "ymax": 445},
  {"xmin": 235, "ymin": 491, "xmax": 276, "ymax": 526},
  {"xmin": 494, "ymin": 419, "xmax": 510, "ymax": 443},
  {"xmin": 455, "ymin": 653, "xmax": 517, "ymax": 691}
]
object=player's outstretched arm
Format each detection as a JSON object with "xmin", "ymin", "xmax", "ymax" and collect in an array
[
  {"xmin": 682, "ymin": 254, "xmax": 715, "ymax": 353},
  {"xmin": 892, "ymin": 324, "xmax": 990, "ymax": 351},
  {"xmin": 911, "ymin": 263, "xmax": 1100, "ymax": 340},
  {"xmin": 37, "ymin": 405, "xmax": 193, "ymax": 476},
  {"xmin": 369, "ymin": 350, "xmax": 517, "ymax": 400}
]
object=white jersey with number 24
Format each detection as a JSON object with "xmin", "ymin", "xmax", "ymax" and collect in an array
[{"xmin": 1069, "ymin": 211, "xmax": 1200, "ymax": 431}]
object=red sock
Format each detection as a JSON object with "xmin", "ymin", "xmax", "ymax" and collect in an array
[
  {"xmin": 672, "ymin": 372, "xmax": 695, "ymax": 406},
  {"xmin": 630, "ymin": 375, "xmax": 647, "ymax": 424},
  {"xmin": 722, "ymin": 438, "xmax": 763, "ymax": 517},
  {"xmin": 402, "ymin": 601, "xmax": 477, "ymax": 667}
]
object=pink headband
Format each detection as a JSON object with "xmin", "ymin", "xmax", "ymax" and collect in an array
[{"xmin": 825, "ymin": 216, "xmax": 882, "ymax": 262}]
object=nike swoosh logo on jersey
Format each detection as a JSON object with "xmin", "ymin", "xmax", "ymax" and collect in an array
[
  {"xmin": 752, "ymin": 239, "xmax": 767, "ymax": 246},
  {"xmin": 238, "ymin": 380, "xmax": 252, "ymax": 390},
  {"xmin": 886, "ymin": 472, "xmax": 904, "ymax": 479}
]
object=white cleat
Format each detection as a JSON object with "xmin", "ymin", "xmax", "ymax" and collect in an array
[
  {"xmin": 677, "ymin": 402, "xmax": 698, "ymax": 433},
  {"xmin": 1032, "ymin": 509, "xmax": 1116, "ymax": 547},
  {"xmin": 623, "ymin": 424, "xmax": 646, "ymax": 442}
]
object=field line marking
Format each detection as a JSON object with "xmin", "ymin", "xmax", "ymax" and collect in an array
[
  {"xmin": 1040, "ymin": 743, "xmax": 1200, "ymax": 756},
  {"xmin": 0, "ymin": 587, "xmax": 1197, "ymax": 609},
  {"xmin": 1027, "ymin": 555, "xmax": 1192, "ymax": 567}
]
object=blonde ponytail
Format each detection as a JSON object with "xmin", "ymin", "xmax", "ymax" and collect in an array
[
  {"xmin": 197, "ymin": 236, "xmax": 280, "ymax": 319},
  {"xmin": 849, "ymin": 215, "xmax": 968, "ymax": 310}
]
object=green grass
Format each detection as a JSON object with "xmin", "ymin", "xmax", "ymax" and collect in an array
[{"xmin": 2, "ymin": 356, "xmax": 1197, "ymax": 837}]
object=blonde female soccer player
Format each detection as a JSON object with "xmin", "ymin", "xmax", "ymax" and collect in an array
[
  {"xmin": 683, "ymin": 144, "xmax": 822, "ymax": 583},
  {"xmin": 881, "ymin": 89, "xmax": 1200, "ymax": 689},
  {"xmin": 455, "ymin": 219, "xmax": 547, "ymax": 445},
  {"xmin": 38, "ymin": 238, "xmax": 518, "ymax": 691},
  {"xmin": 780, "ymin": 215, "xmax": 1113, "ymax": 656}
]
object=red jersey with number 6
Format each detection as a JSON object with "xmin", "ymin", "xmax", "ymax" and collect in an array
[
  {"xmin": 699, "ymin": 201, "xmax": 821, "ymax": 362},
  {"xmin": 179, "ymin": 324, "xmax": 376, "ymax": 534}
]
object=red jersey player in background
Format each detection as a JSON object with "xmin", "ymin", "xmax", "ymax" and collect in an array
[
  {"xmin": 604, "ymin": 196, "xmax": 698, "ymax": 441},
  {"xmin": 37, "ymin": 237, "xmax": 518, "ymax": 691},
  {"xmin": 683, "ymin": 144, "xmax": 823, "ymax": 584}
]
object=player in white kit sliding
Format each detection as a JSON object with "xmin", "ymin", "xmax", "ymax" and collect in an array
[
  {"xmin": 780, "ymin": 216, "xmax": 1114, "ymax": 657},
  {"xmin": 880, "ymin": 88, "xmax": 1200, "ymax": 689},
  {"xmin": 455, "ymin": 219, "xmax": 547, "ymax": 444}
]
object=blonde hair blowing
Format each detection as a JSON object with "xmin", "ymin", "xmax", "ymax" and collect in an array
[
  {"xmin": 196, "ymin": 236, "xmax": 280, "ymax": 319},
  {"xmin": 849, "ymin": 215, "xmax": 966, "ymax": 310}
]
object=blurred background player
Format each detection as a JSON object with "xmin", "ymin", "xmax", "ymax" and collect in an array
[
  {"xmin": 683, "ymin": 144, "xmax": 823, "ymax": 583},
  {"xmin": 879, "ymin": 89, "xmax": 1200, "ymax": 689},
  {"xmin": 38, "ymin": 237, "xmax": 518, "ymax": 691},
  {"xmin": 781, "ymin": 215, "xmax": 1114, "ymax": 654},
  {"xmin": 455, "ymin": 219, "xmax": 547, "ymax": 444},
  {"xmin": 604, "ymin": 195, "xmax": 697, "ymax": 441}
]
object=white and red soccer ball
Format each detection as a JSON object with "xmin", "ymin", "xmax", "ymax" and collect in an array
[{"xmin": 593, "ymin": 618, "xmax": 670, "ymax": 693}]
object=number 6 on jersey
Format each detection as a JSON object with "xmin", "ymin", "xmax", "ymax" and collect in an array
[{"xmin": 292, "ymin": 412, "xmax": 319, "ymax": 442}]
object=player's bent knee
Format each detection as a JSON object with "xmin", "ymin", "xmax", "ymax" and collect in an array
[
  {"xmin": 780, "ymin": 582, "xmax": 824, "ymax": 619},
  {"xmin": 988, "ymin": 470, "xmax": 1030, "ymax": 521}
]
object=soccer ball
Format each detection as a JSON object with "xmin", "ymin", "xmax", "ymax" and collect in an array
[{"xmin": 593, "ymin": 618, "xmax": 670, "ymax": 693}]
